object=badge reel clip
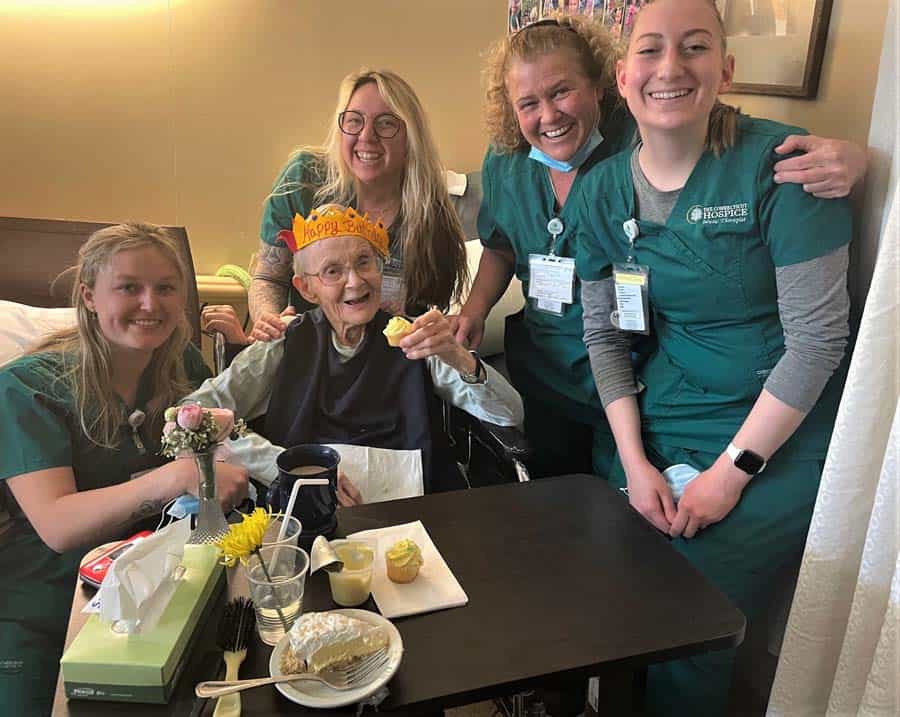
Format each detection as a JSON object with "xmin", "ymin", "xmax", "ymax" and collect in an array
[
  {"xmin": 528, "ymin": 217, "xmax": 575, "ymax": 317},
  {"xmin": 611, "ymin": 219, "xmax": 651, "ymax": 335}
]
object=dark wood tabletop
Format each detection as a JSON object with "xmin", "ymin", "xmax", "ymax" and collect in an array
[{"xmin": 53, "ymin": 475, "xmax": 745, "ymax": 716}]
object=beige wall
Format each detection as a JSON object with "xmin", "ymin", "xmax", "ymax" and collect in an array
[
  {"xmin": 0, "ymin": 0, "xmax": 887, "ymax": 274},
  {"xmin": 0, "ymin": 0, "xmax": 504, "ymax": 273}
]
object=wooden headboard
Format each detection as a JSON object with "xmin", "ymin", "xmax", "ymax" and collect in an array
[{"xmin": 0, "ymin": 216, "xmax": 202, "ymax": 346}]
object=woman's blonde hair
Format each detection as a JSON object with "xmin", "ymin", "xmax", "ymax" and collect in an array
[
  {"xmin": 30, "ymin": 223, "xmax": 193, "ymax": 448},
  {"xmin": 482, "ymin": 13, "xmax": 620, "ymax": 153},
  {"xmin": 279, "ymin": 69, "xmax": 468, "ymax": 312},
  {"xmin": 626, "ymin": 0, "xmax": 740, "ymax": 156}
]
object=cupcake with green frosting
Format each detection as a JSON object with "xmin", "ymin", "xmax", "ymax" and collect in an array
[{"xmin": 385, "ymin": 539, "xmax": 423, "ymax": 583}]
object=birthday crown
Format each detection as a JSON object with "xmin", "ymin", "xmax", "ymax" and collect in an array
[{"xmin": 277, "ymin": 204, "xmax": 389, "ymax": 258}]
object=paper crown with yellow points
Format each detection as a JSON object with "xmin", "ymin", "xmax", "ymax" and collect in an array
[{"xmin": 276, "ymin": 204, "xmax": 390, "ymax": 258}]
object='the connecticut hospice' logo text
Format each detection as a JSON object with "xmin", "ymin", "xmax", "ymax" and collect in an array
[{"xmin": 686, "ymin": 203, "xmax": 750, "ymax": 225}]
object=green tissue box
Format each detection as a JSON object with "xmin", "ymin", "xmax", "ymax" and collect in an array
[{"xmin": 60, "ymin": 544, "xmax": 225, "ymax": 704}]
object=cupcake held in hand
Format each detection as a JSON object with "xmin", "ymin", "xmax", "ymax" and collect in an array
[
  {"xmin": 385, "ymin": 539, "xmax": 423, "ymax": 583},
  {"xmin": 383, "ymin": 316, "xmax": 413, "ymax": 347}
]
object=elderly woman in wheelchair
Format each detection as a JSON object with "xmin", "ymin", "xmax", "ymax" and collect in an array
[{"xmin": 189, "ymin": 204, "xmax": 523, "ymax": 503}]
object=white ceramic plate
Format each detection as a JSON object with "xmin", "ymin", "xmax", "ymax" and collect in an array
[{"xmin": 268, "ymin": 608, "xmax": 403, "ymax": 708}]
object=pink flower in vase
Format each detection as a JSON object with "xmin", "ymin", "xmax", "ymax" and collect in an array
[
  {"xmin": 176, "ymin": 403, "xmax": 205, "ymax": 431},
  {"xmin": 207, "ymin": 408, "xmax": 236, "ymax": 442},
  {"xmin": 163, "ymin": 420, "xmax": 178, "ymax": 436}
]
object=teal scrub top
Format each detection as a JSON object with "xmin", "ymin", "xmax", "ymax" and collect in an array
[
  {"xmin": 0, "ymin": 346, "xmax": 210, "ymax": 713},
  {"xmin": 574, "ymin": 115, "xmax": 852, "ymax": 459},
  {"xmin": 260, "ymin": 152, "xmax": 406, "ymax": 310},
  {"xmin": 477, "ymin": 106, "xmax": 635, "ymax": 419}
]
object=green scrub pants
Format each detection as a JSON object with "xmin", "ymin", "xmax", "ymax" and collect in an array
[
  {"xmin": 610, "ymin": 444, "xmax": 823, "ymax": 717},
  {"xmin": 0, "ymin": 530, "xmax": 79, "ymax": 717}
]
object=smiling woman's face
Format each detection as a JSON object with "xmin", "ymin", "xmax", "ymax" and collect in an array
[
  {"xmin": 617, "ymin": 0, "xmax": 733, "ymax": 138},
  {"xmin": 293, "ymin": 236, "xmax": 383, "ymax": 343},
  {"xmin": 506, "ymin": 47, "xmax": 602, "ymax": 163},
  {"xmin": 81, "ymin": 246, "xmax": 184, "ymax": 357},
  {"xmin": 340, "ymin": 81, "xmax": 408, "ymax": 189}
]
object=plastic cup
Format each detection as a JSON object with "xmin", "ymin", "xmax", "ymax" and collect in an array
[
  {"xmin": 263, "ymin": 515, "xmax": 302, "ymax": 548},
  {"xmin": 246, "ymin": 544, "xmax": 309, "ymax": 646},
  {"xmin": 327, "ymin": 538, "xmax": 376, "ymax": 607}
]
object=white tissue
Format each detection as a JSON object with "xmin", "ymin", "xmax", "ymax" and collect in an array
[
  {"xmin": 326, "ymin": 444, "xmax": 423, "ymax": 503},
  {"xmin": 98, "ymin": 518, "xmax": 190, "ymax": 633}
]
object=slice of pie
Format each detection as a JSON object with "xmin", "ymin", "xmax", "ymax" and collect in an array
[{"xmin": 281, "ymin": 612, "xmax": 388, "ymax": 674}]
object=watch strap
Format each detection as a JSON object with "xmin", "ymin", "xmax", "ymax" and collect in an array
[
  {"xmin": 459, "ymin": 351, "xmax": 486, "ymax": 384},
  {"xmin": 726, "ymin": 442, "xmax": 767, "ymax": 475}
]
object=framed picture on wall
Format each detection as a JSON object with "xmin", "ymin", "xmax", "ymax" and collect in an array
[{"xmin": 716, "ymin": 0, "xmax": 834, "ymax": 98}]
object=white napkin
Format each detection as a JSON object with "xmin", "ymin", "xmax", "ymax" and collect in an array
[
  {"xmin": 326, "ymin": 444, "xmax": 423, "ymax": 503},
  {"xmin": 348, "ymin": 520, "xmax": 468, "ymax": 619},
  {"xmin": 97, "ymin": 519, "xmax": 190, "ymax": 633}
]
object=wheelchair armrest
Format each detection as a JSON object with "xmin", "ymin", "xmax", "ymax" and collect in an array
[
  {"xmin": 444, "ymin": 402, "xmax": 532, "ymax": 484},
  {"xmin": 210, "ymin": 330, "xmax": 254, "ymax": 374},
  {"xmin": 472, "ymin": 420, "xmax": 529, "ymax": 461}
]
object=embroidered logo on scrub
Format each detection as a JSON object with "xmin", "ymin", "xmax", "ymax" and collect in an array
[{"xmin": 686, "ymin": 203, "xmax": 750, "ymax": 225}]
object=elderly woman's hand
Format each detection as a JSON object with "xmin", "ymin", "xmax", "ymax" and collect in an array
[
  {"xmin": 400, "ymin": 309, "xmax": 476, "ymax": 375},
  {"xmin": 214, "ymin": 462, "xmax": 250, "ymax": 513},
  {"xmin": 201, "ymin": 304, "xmax": 251, "ymax": 345},
  {"xmin": 336, "ymin": 470, "xmax": 363, "ymax": 507}
]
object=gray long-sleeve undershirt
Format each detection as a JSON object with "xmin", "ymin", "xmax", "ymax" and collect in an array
[{"xmin": 582, "ymin": 148, "xmax": 850, "ymax": 414}]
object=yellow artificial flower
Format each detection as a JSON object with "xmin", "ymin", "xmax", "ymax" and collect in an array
[{"xmin": 215, "ymin": 507, "xmax": 273, "ymax": 567}]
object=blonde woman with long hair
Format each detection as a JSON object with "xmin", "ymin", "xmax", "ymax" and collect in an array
[
  {"xmin": 575, "ymin": 1, "xmax": 852, "ymax": 713},
  {"xmin": 0, "ymin": 223, "xmax": 248, "ymax": 715},
  {"xmin": 454, "ymin": 12, "xmax": 866, "ymax": 483},
  {"xmin": 247, "ymin": 69, "xmax": 468, "ymax": 343}
]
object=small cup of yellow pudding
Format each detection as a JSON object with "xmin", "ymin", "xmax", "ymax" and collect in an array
[
  {"xmin": 385, "ymin": 539, "xmax": 423, "ymax": 583},
  {"xmin": 327, "ymin": 539, "xmax": 376, "ymax": 607},
  {"xmin": 383, "ymin": 316, "xmax": 413, "ymax": 347}
]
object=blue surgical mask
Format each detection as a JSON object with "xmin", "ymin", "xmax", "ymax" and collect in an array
[
  {"xmin": 167, "ymin": 493, "xmax": 199, "ymax": 520},
  {"xmin": 662, "ymin": 463, "xmax": 701, "ymax": 502},
  {"xmin": 528, "ymin": 127, "xmax": 604, "ymax": 173}
]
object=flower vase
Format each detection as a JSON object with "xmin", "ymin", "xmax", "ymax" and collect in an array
[{"xmin": 188, "ymin": 450, "xmax": 229, "ymax": 544}]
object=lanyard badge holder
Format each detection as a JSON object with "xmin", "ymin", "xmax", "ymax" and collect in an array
[
  {"xmin": 528, "ymin": 217, "xmax": 575, "ymax": 317},
  {"xmin": 612, "ymin": 219, "xmax": 651, "ymax": 335}
]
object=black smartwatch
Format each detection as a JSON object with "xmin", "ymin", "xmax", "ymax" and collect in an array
[
  {"xmin": 726, "ymin": 442, "xmax": 767, "ymax": 476},
  {"xmin": 459, "ymin": 351, "xmax": 487, "ymax": 385}
]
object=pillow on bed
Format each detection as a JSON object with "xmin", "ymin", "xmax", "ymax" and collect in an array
[{"xmin": 0, "ymin": 301, "xmax": 76, "ymax": 367}]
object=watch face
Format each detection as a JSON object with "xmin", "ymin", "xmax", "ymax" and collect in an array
[{"xmin": 735, "ymin": 450, "xmax": 765, "ymax": 475}]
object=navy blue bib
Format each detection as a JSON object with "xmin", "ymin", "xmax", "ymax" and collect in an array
[{"xmin": 264, "ymin": 309, "xmax": 459, "ymax": 493}]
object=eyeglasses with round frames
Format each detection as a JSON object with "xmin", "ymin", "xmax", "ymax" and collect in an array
[
  {"xmin": 338, "ymin": 110, "xmax": 404, "ymax": 139},
  {"xmin": 303, "ymin": 252, "xmax": 384, "ymax": 286}
]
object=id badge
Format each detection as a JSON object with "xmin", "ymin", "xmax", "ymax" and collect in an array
[
  {"xmin": 612, "ymin": 262, "xmax": 650, "ymax": 334},
  {"xmin": 529, "ymin": 254, "xmax": 575, "ymax": 316}
]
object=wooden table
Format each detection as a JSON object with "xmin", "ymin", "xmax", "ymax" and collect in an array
[{"xmin": 54, "ymin": 475, "xmax": 745, "ymax": 716}]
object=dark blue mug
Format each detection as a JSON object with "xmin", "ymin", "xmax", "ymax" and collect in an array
[{"xmin": 274, "ymin": 445, "xmax": 340, "ymax": 538}]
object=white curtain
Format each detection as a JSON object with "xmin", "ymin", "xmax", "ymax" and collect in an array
[{"xmin": 766, "ymin": 1, "xmax": 900, "ymax": 715}]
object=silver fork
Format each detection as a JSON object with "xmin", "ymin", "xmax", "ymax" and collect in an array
[{"xmin": 195, "ymin": 647, "xmax": 389, "ymax": 698}]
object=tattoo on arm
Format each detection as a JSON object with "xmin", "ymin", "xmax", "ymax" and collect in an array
[
  {"xmin": 250, "ymin": 242, "xmax": 293, "ymax": 320},
  {"xmin": 122, "ymin": 499, "xmax": 166, "ymax": 526}
]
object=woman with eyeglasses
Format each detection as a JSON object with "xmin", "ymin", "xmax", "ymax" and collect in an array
[{"xmin": 246, "ymin": 69, "xmax": 468, "ymax": 343}]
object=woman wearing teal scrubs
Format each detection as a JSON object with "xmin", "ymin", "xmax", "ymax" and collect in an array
[
  {"xmin": 574, "ymin": 1, "xmax": 852, "ymax": 713},
  {"xmin": 249, "ymin": 69, "xmax": 468, "ymax": 341},
  {"xmin": 0, "ymin": 224, "xmax": 248, "ymax": 716},
  {"xmin": 455, "ymin": 14, "xmax": 864, "ymax": 479}
]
